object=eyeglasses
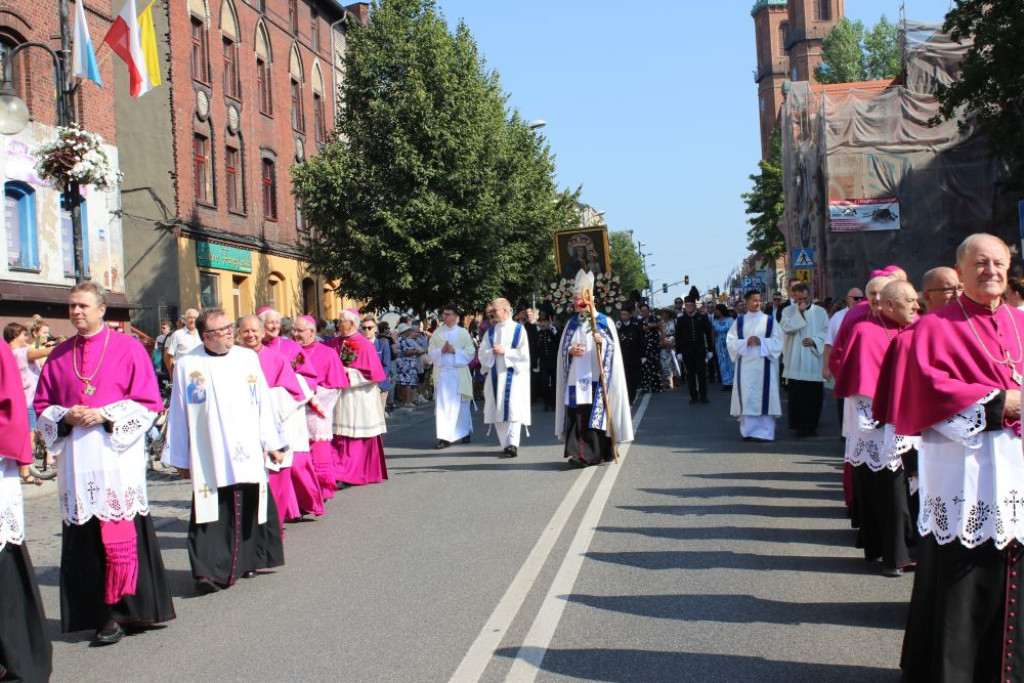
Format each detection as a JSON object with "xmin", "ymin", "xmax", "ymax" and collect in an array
[
  {"xmin": 204, "ymin": 323, "xmax": 235, "ymax": 336},
  {"xmin": 361, "ymin": 325, "xmax": 375, "ymax": 330},
  {"xmin": 849, "ymin": 296, "xmax": 864, "ymax": 301},
  {"xmin": 925, "ymin": 286, "xmax": 963, "ymax": 294}
]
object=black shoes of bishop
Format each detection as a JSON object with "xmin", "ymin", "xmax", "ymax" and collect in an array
[
  {"xmin": 94, "ymin": 621, "xmax": 125, "ymax": 645},
  {"xmin": 502, "ymin": 446, "xmax": 518, "ymax": 458}
]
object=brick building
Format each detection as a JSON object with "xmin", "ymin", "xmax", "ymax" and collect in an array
[
  {"xmin": 0, "ymin": 1, "xmax": 131, "ymax": 334},
  {"xmin": 119, "ymin": 0, "xmax": 367, "ymax": 333},
  {"xmin": 751, "ymin": 0, "xmax": 843, "ymax": 159}
]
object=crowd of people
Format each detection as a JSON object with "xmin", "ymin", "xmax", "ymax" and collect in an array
[{"xmin": 4, "ymin": 232, "xmax": 1024, "ymax": 680}]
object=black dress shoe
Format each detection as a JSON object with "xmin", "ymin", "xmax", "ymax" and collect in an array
[
  {"xmin": 700, "ymin": 398, "xmax": 709, "ymax": 404},
  {"xmin": 195, "ymin": 577, "xmax": 221, "ymax": 594},
  {"xmin": 460, "ymin": 435, "xmax": 471, "ymax": 444},
  {"xmin": 502, "ymin": 446, "xmax": 518, "ymax": 458},
  {"xmin": 434, "ymin": 439, "xmax": 451, "ymax": 449},
  {"xmin": 242, "ymin": 570, "xmax": 258, "ymax": 579},
  {"xmin": 94, "ymin": 621, "xmax": 125, "ymax": 645}
]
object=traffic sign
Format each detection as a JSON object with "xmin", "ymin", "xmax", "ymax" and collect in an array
[
  {"xmin": 792, "ymin": 248, "xmax": 815, "ymax": 268},
  {"xmin": 794, "ymin": 268, "xmax": 812, "ymax": 284}
]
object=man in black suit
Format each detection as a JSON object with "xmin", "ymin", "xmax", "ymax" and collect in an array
[{"xmin": 674, "ymin": 296, "xmax": 714, "ymax": 404}]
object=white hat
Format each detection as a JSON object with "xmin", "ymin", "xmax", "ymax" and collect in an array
[{"xmin": 573, "ymin": 269, "xmax": 595, "ymax": 294}]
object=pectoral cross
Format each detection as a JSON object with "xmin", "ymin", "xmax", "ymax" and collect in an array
[
  {"xmin": 1014, "ymin": 370, "xmax": 1024, "ymax": 387},
  {"xmin": 84, "ymin": 381, "xmax": 96, "ymax": 396},
  {"xmin": 198, "ymin": 484, "xmax": 213, "ymax": 499},
  {"xmin": 86, "ymin": 480, "xmax": 101, "ymax": 504}
]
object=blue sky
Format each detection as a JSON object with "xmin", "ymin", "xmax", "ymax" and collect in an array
[{"xmin": 436, "ymin": 0, "xmax": 950, "ymax": 304}]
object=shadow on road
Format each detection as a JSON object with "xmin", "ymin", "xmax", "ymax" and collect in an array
[
  {"xmin": 387, "ymin": 461, "xmax": 574, "ymax": 475},
  {"xmin": 584, "ymin": 549, "xmax": 882, "ymax": 575},
  {"xmin": 618, "ymin": 503, "xmax": 846, "ymax": 520},
  {"xmin": 564, "ymin": 592, "xmax": 907, "ymax": 630},
  {"xmin": 596, "ymin": 525, "xmax": 852, "ymax": 548},
  {"xmin": 494, "ymin": 646, "xmax": 899, "ymax": 682},
  {"xmin": 637, "ymin": 485, "xmax": 841, "ymax": 501},
  {"xmin": 688, "ymin": 470, "xmax": 839, "ymax": 483}
]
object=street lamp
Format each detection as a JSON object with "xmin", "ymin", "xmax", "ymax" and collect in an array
[
  {"xmin": 0, "ymin": 2, "xmax": 88, "ymax": 283},
  {"xmin": 528, "ymin": 119, "xmax": 547, "ymax": 130}
]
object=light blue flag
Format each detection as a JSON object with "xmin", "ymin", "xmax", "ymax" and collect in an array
[{"xmin": 72, "ymin": 0, "xmax": 103, "ymax": 86}]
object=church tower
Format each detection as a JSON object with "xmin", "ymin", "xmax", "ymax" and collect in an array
[
  {"xmin": 786, "ymin": 0, "xmax": 844, "ymax": 83},
  {"xmin": 752, "ymin": 0, "xmax": 790, "ymax": 159}
]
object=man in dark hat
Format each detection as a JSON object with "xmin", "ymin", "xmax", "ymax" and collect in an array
[
  {"xmin": 675, "ymin": 296, "xmax": 714, "ymax": 404},
  {"xmin": 616, "ymin": 303, "xmax": 643, "ymax": 404},
  {"xmin": 536, "ymin": 310, "xmax": 560, "ymax": 411},
  {"xmin": 515, "ymin": 300, "xmax": 541, "ymax": 403}
]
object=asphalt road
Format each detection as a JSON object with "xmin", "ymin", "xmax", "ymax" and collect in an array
[{"xmin": 24, "ymin": 385, "xmax": 911, "ymax": 682}]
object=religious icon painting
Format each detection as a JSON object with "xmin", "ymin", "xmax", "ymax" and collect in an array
[
  {"xmin": 186, "ymin": 371, "xmax": 207, "ymax": 404},
  {"xmin": 553, "ymin": 227, "xmax": 611, "ymax": 280}
]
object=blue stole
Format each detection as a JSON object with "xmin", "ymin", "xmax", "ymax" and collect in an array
[
  {"xmin": 736, "ymin": 313, "xmax": 774, "ymax": 415},
  {"xmin": 559, "ymin": 314, "xmax": 616, "ymax": 432},
  {"xmin": 488, "ymin": 323, "xmax": 523, "ymax": 422}
]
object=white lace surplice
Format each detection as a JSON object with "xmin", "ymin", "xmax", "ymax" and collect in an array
[
  {"xmin": 307, "ymin": 387, "xmax": 340, "ymax": 442},
  {"xmin": 37, "ymin": 400, "xmax": 158, "ymax": 525},
  {"xmin": 917, "ymin": 392, "xmax": 1024, "ymax": 549},
  {"xmin": 0, "ymin": 458, "xmax": 25, "ymax": 551}
]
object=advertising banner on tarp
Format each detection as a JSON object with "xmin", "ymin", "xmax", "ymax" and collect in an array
[{"xmin": 829, "ymin": 197, "xmax": 900, "ymax": 232}]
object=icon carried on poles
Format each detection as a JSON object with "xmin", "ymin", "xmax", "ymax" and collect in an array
[{"xmin": 792, "ymin": 248, "xmax": 815, "ymax": 269}]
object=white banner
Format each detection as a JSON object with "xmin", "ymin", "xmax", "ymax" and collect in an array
[{"xmin": 829, "ymin": 197, "xmax": 900, "ymax": 232}]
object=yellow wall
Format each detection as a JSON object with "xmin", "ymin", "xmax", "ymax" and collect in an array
[{"xmin": 176, "ymin": 236, "xmax": 348, "ymax": 321}]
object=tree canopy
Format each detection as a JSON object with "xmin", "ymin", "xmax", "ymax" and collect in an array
[
  {"xmin": 291, "ymin": 0, "xmax": 578, "ymax": 314},
  {"xmin": 935, "ymin": 0, "xmax": 1024, "ymax": 193},
  {"xmin": 815, "ymin": 16, "xmax": 900, "ymax": 84},
  {"xmin": 608, "ymin": 231, "xmax": 647, "ymax": 298},
  {"xmin": 742, "ymin": 129, "xmax": 786, "ymax": 261}
]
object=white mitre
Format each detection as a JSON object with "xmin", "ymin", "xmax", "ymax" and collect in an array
[{"xmin": 573, "ymin": 269, "xmax": 595, "ymax": 295}]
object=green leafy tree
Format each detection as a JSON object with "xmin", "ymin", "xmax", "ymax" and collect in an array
[
  {"xmin": 291, "ymin": 0, "xmax": 578, "ymax": 314},
  {"xmin": 608, "ymin": 231, "xmax": 646, "ymax": 297},
  {"xmin": 815, "ymin": 16, "xmax": 900, "ymax": 84},
  {"xmin": 934, "ymin": 0, "xmax": 1024, "ymax": 192},
  {"xmin": 815, "ymin": 18, "xmax": 866, "ymax": 84},
  {"xmin": 863, "ymin": 15, "xmax": 899, "ymax": 81},
  {"xmin": 742, "ymin": 129, "xmax": 786, "ymax": 260}
]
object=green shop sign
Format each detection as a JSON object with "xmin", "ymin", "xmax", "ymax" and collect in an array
[{"xmin": 196, "ymin": 242, "xmax": 252, "ymax": 273}]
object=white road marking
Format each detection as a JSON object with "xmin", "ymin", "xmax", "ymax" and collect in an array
[
  {"xmin": 504, "ymin": 393, "xmax": 650, "ymax": 682},
  {"xmin": 449, "ymin": 445, "xmax": 599, "ymax": 682},
  {"xmin": 449, "ymin": 393, "xmax": 651, "ymax": 683}
]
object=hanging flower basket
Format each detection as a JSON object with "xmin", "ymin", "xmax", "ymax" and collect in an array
[{"xmin": 34, "ymin": 125, "xmax": 122, "ymax": 191}]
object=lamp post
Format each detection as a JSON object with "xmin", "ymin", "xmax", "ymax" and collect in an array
[{"xmin": 0, "ymin": 0, "xmax": 87, "ymax": 283}]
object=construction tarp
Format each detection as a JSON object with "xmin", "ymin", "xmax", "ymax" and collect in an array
[{"xmin": 780, "ymin": 21, "xmax": 1017, "ymax": 297}]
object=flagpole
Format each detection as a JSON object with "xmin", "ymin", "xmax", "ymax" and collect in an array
[{"xmin": 61, "ymin": 0, "xmax": 87, "ymax": 282}]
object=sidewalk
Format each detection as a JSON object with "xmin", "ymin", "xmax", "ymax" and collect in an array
[{"xmin": 21, "ymin": 399, "xmax": 436, "ymax": 581}]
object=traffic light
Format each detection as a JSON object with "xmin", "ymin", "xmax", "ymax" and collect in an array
[
  {"xmin": 684, "ymin": 275, "xmax": 689, "ymax": 285},
  {"xmin": 662, "ymin": 283, "xmax": 668, "ymax": 294}
]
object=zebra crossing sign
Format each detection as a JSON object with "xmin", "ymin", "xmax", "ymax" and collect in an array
[{"xmin": 792, "ymin": 248, "xmax": 815, "ymax": 268}]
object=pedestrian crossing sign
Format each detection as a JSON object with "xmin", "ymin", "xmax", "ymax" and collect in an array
[
  {"xmin": 795, "ymin": 268, "xmax": 812, "ymax": 284},
  {"xmin": 792, "ymin": 248, "xmax": 815, "ymax": 268}
]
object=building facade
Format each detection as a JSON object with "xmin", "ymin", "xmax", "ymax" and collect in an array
[
  {"xmin": 0, "ymin": 1, "xmax": 131, "ymax": 335},
  {"xmin": 119, "ymin": 0, "xmax": 366, "ymax": 333}
]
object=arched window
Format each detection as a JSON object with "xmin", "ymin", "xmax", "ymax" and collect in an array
[
  {"xmin": 289, "ymin": 45, "xmax": 304, "ymax": 133},
  {"xmin": 267, "ymin": 272, "xmax": 285, "ymax": 311},
  {"xmin": 0, "ymin": 36, "xmax": 25, "ymax": 100},
  {"xmin": 255, "ymin": 22, "xmax": 273, "ymax": 115},
  {"xmin": 312, "ymin": 62, "xmax": 327, "ymax": 143},
  {"xmin": 778, "ymin": 23, "xmax": 789, "ymax": 56},
  {"xmin": 61, "ymin": 193, "xmax": 91, "ymax": 278},
  {"xmin": 302, "ymin": 277, "xmax": 317, "ymax": 315},
  {"xmin": 813, "ymin": 0, "xmax": 831, "ymax": 21},
  {"xmin": 261, "ymin": 150, "xmax": 277, "ymax": 221},
  {"xmin": 221, "ymin": 0, "xmax": 241, "ymax": 98},
  {"xmin": 5, "ymin": 181, "xmax": 37, "ymax": 270},
  {"xmin": 190, "ymin": 0, "xmax": 210, "ymax": 83}
]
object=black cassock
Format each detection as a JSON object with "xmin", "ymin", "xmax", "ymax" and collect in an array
[
  {"xmin": 537, "ymin": 327, "xmax": 560, "ymax": 410},
  {"xmin": 60, "ymin": 514, "xmax": 175, "ymax": 633},
  {"xmin": 615, "ymin": 321, "xmax": 643, "ymax": 404},
  {"xmin": 0, "ymin": 542, "xmax": 51, "ymax": 682},
  {"xmin": 563, "ymin": 405, "xmax": 614, "ymax": 466},
  {"xmin": 188, "ymin": 483, "xmax": 284, "ymax": 587}
]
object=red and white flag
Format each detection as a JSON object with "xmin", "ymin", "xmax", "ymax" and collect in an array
[{"xmin": 102, "ymin": 0, "xmax": 153, "ymax": 98}]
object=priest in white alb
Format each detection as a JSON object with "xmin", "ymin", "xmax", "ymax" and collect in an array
[
  {"xmin": 479, "ymin": 297, "xmax": 532, "ymax": 457},
  {"xmin": 162, "ymin": 307, "xmax": 287, "ymax": 594},
  {"xmin": 428, "ymin": 304, "xmax": 475, "ymax": 449},
  {"xmin": 727, "ymin": 289, "xmax": 784, "ymax": 441}
]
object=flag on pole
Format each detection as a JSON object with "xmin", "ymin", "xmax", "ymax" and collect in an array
[
  {"xmin": 102, "ymin": 0, "xmax": 152, "ymax": 98},
  {"xmin": 72, "ymin": 0, "xmax": 103, "ymax": 86},
  {"xmin": 138, "ymin": 0, "xmax": 162, "ymax": 89}
]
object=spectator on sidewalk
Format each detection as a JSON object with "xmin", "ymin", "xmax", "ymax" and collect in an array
[{"xmin": 163, "ymin": 308, "xmax": 201, "ymax": 375}]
